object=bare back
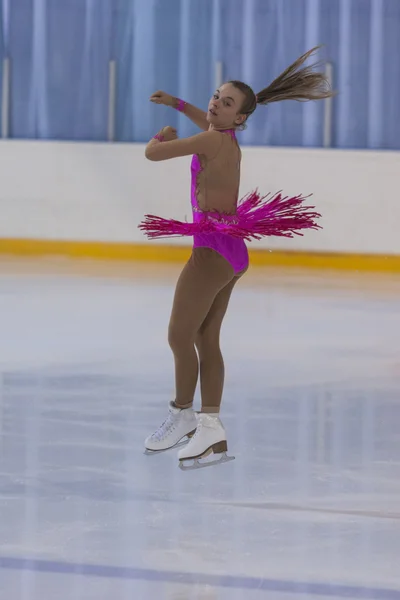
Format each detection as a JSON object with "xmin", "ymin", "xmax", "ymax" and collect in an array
[{"xmin": 195, "ymin": 130, "xmax": 241, "ymax": 215}]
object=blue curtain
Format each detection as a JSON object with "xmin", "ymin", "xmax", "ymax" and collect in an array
[
  {"xmin": 6, "ymin": 0, "xmax": 400, "ymax": 149},
  {"xmin": 9, "ymin": 0, "xmax": 113, "ymax": 140},
  {"xmin": 0, "ymin": 0, "xmax": 5, "ymax": 128}
]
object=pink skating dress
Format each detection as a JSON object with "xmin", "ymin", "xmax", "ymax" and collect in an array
[
  {"xmin": 190, "ymin": 152, "xmax": 249, "ymax": 274},
  {"xmin": 139, "ymin": 130, "xmax": 321, "ymax": 266}
]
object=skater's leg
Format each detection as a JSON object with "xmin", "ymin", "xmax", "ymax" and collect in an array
[
  {"xmin": 178, "ymin": 267, "xmax": 247, "ymax": 466},
  {"xmin": 168, "ymin": 247, "xmax": 235, "ymax": 409},
  {"xmin": 145, "ymin": 248, "xmax": 235, "ymax": 453},
  {"xmin": 195, "ymin": 275, "xmax": 241, "ymax": 413}
]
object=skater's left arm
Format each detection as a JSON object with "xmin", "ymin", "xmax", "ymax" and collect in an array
[{"xmin": 145, "ymin": 127, "xmax": 221, "ymax": 162}]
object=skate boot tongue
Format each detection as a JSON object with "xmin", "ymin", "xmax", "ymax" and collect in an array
[{"xmin": 169, "ymin": 401, "xmax": 183, "ymax": 415}]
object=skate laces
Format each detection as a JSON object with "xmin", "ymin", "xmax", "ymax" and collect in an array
[{"xmin": 152, "ymin": 411, "xmax": 179, "ymax": 441}]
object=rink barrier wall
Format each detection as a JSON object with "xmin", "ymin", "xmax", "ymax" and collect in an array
[
  {"xmin": 2, "ymin": 239, "xmax": 400, "ymax": 273},
  {"xmin": 1, "ymin": 139, "xmax": 400, "ymax": 272}
]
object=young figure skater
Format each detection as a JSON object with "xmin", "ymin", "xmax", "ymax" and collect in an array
[{"xmin": 140, "ymin": 47, "xmax": 334, "ymax": 469}]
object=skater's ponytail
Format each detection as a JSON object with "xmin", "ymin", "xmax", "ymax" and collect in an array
[{"xmin": 230, "ymin": 46, "xmax": 335, "ymax": 129}]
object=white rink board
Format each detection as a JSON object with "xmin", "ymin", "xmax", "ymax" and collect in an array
[{"xmin": 0, "ymin": 139, "xmax": 399, "ymax": 254}]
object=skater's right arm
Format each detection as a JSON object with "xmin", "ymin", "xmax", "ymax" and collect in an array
[
  {"xmin": 145, "ymin": 128, "xmax": 222, "ymax": 162},
  {"xmin": 150, "ymin": 91, "xmax": 209, "ymax": 131}
]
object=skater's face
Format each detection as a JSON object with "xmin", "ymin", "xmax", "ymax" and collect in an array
[{"xmin": 207, "ymin": 83, "xmax": 247, "ymax": 130}]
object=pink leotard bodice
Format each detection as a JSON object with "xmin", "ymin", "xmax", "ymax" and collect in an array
[{"xmin": 190, "ymin": 153, "xmax": 249, "ymax": 275}]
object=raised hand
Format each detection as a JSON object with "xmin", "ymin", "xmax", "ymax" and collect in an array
[
  {"xmin": 150, "ymin": 92, "xmax": 209, "ymax": 131},
  {"xmin": 150, "ymin": 90, "xmax": 175, "ymax": 107},
  {"xmin": 159, "ymin": 126, "xmax": 178, "ymax": 141}
]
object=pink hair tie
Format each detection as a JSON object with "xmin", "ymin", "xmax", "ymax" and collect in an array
[
  {"xmin": 175, "ymin": 98, "xmax": 187, "ymax": 112},
  {"xmin": 153, "ymin": 132, "xmax": 165, "ymax": 142}
]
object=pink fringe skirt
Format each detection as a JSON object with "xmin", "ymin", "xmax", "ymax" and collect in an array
[{"xmin": 138, "ymin": 190, "xmax": 321, "ymax": 242}]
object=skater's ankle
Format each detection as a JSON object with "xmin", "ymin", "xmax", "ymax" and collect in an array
[
  {"xmin": 200, "ymin": 407, "xmax": 220, "ymax": 415},
  {"xmin": 173, "ymin": 400, "xmax": 193, "ymax": 410}
]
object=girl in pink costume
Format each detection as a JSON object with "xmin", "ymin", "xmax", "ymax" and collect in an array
[{"xmin": 140, "ymin": 47, "xmax": 334, "ymax": 469}]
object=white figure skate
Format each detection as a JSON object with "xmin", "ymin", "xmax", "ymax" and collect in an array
[
  {"xmin": 144, "ymin": 401, "xmax": 197, "ymax": 454},
  {"xmin": 178, "ymin": 412, "xmax": 235, "ymax": 470}
]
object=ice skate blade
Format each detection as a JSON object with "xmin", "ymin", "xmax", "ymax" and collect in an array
[{"xmin": 179, "ymin": 452, "xmax": 235, "ymax": 471}]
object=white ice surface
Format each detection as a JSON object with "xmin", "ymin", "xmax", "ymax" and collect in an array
[{"xmin": 0, "ymin": 260, "xmax": 400, "ymax": 600}]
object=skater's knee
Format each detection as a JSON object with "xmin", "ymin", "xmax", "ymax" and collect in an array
[
  {"xmin": 195, "ymin": 330, "xmax": 220, "ymax": 358},
  {"xmin": 168, "ymin": 322, "xmax": 193, "ymax": 354}
]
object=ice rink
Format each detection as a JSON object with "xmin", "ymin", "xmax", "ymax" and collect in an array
[{"xmin": 0, "ymin": 258, "xmax": 400, "ymax": 600}]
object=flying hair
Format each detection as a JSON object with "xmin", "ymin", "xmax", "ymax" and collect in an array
[{"xmin": 229, "ymin": 46, "xmax": 336, "ymax": 128}]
